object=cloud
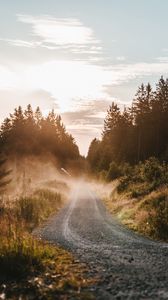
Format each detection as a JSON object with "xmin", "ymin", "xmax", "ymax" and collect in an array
[
  {"xmin": 17, "ymin": 15, "xmax": 99, "ymax": 45},
  {"xmin": 0, "ymin": 38, "xmax": 41, "ymax": 48},
  {"xmin": 0, "ymin": 60, "xmax": 115, "ymax": 112},
  {"xmin": 1, "ymin": 59, "xmax": 168, "ymax": 155},
  {"xmin": 1, "ymin": 60, "xmax": 168, "ymax": 113},
  {"xmin": 156, "ymin": 57, "xmax": 168, "ymax": 63},
  {"xmin": 103, "ymin": 62, "xmax": 168, "ymax": 89},
  {"xmin": 0, "ymin": 88, "xmax": 58, "ymax": 120},
  {"xmin": 2, "ymin": 14, "xmax": 99, "ymax": 56},
  {"xmin": 116, "ymin": 56, "xmax": 126, "ymax": 61},
  {"xmin": 61, "ymin": 99, "xmax": 111, "ymax": 155},
  {"xmin": 0, "ymin": 15, "xmax": 102, "ymax": 61},
  {"xmin": 62, "ymin": 100, "xmax": 110, "ymax": 126}
]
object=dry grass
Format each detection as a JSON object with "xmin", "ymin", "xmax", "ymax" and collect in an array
[
  {"xmin": 103, "ymin": 185, "xmax": 168, "ymax": 241},
  {"xmin": 0, "ymin": 188, "xmax": 96, "ymax": 299}
]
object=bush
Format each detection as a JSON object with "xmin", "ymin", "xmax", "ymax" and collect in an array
[
  {"xmin": 118, "ymin": 158, "xmax": 168, "ymax": 194},
  {"xmin": 148, "ymin": 195, "xmax": 168, "ymax": 240},
  {"xmin": 138, "ymin": 192, "xmax": 168, "ymax": 240},
  {"xmin": 117, "ymin": 176, "xmax": 130, "ymax": 193},
  {"xmin": 106, "ymin": 162, "xmax": 122, "ymax": 181},
  {"xmin": 140, "ymin": 157, "xmax": 163, "ymax": 182}
]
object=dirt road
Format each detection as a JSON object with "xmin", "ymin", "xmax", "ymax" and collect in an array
[{"xmin": 39, "ymin": 181, "xmax": 168, "ymax": 299}]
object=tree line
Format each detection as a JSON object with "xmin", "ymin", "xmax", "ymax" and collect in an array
[
  {"xmin": 87, "ymin": 77, "xmax": 168, "ymax": 172},
  {"xmin": 0, "ymin": 105, "xmax": 79, "ymax": 167}
]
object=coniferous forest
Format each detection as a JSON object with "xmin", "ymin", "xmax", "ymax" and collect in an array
[
  {"xmin": 1, "ymin": 1, "xmax": 168, "ymax": 298},
  {"xmin": 87, "ymin": 77, "xmax": 168, "ymax": 241},
  {"xmin": 87, "ymin": 77, "xmax": 168, "ymax": 171},
  {"xmin": 0, "ymin": 105, "xmax": 79, "ymax": 166}
]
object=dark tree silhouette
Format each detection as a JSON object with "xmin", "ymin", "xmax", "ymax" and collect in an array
[
  {"xmin": 87, "ymin": 77, "xmax": 168, "ymax": 171},
  {"xmin": 0, "ymin": 105, "xmax": 80, "ymax": 167}
]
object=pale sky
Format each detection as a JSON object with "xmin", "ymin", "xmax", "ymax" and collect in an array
[{"xmin": 1, "ymin": 0, "xmax": 168, "ymax": 155}]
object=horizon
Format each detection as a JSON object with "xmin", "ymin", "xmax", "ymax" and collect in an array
[{"xmin": 1, "ymin": 0, "xmax": 168, "ymax": 155}]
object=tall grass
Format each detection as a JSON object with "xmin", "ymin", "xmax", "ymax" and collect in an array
[
  {"xmin": 16, "ymin": 189, "xmax": 62, "ymax": 231},
  {"xmin": 0, "ymin": 188, "xmax": 63, "ymax": 280},
  {"xmin": 0, "ymin": 188, "xmax": 95, "ymax": 299},
  {"xmin": 103, "ymin": 158, "xmax": 168, "ymax": 241},
  {"xmin": 0, "ymin": 224, "xmax": 55, "ymax": 280}
]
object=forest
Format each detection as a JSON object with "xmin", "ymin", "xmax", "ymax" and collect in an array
[
  {"xmin": 0, "ymin": 105, "xmax": 79, "ymax": 165},
  {"xmin": 87, "ymin": 76, "xmax": 168, "ymax": 172},
  {"xmin": 0, "ymin": 77, "xmax": 168, "ymax": 299},
  {"xmin": 87, "ymin": 77, "xmax": 168, "ymax": 241}
]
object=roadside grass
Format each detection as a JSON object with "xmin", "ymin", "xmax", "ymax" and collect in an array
[
  {"xmin": 0, "ymin": 188, "xmax": 96, "ymax": 299},
  {"xmin": 101, "ymin": 158, "xmax": 168, "ymax": 242},
  {"xmin": 16, "ymin": 189, "xmax": 62, "ymax": 231},
  {"xmin": 103, "ymin": 185, "xmax": 168, "ymax": 242}
]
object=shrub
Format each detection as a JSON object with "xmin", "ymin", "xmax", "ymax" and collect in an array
[
  {"xmin": 118, "ymin": 158, "xmax": 168, "ymax": 194},
  {"xmin": 106, "ymin": 162, "xmax": 122, "ymax": 181},
  {"xmin": 143, "ymin": 193, "xmax": 168, "ymax": 240},
  {"xmin": 140, "ymin": 157, "xmax": 163, "ymax": 183}
]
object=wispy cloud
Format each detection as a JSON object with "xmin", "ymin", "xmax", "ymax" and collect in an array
[
  {"xmin": 0, "ymin": 38, "xmax": 41, "ymax": 48},
  {"xmin": 17, "ymin": 15, "xmax": 100, "ymax": 46},
  {"xmin": 0, "ymin": 14, "xmax": 101, "ymax": 58},
  {"xmin": 156, "ymin": 56, "xmax": 168, "ymax": 63}
]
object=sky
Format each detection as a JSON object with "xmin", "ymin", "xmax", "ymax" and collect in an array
[{"xmin": 1, "ymin": 0, "xmax": 168, "ymax": 155}]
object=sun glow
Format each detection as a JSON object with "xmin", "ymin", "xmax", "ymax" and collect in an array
[{"xmin": 0, "ymin": 60, "xmax": 113, "ymax": 112}]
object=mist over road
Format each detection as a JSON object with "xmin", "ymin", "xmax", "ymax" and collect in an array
[{"xmin": 39, "ymin": 181, "xmax": 168, "ymax": 299}]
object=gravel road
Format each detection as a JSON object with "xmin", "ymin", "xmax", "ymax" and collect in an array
[{"xmin": 39, "ymin": 181, "xmax": 168, "ymax": 299}]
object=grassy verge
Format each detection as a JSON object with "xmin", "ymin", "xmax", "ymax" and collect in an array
[
  {"xmin": 103, "ymin": 186, "xmax": 168, "ymax": 242},
  {"xmin": 0, "ymin": 187, "xmax": 96, "ymax": 299},
  {"xmin": 102, "ymin": 158, "xmax": 168, "ymax": 242}
]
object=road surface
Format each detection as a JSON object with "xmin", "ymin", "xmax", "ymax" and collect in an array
[{"xmin": 38, "ymin": 181, "xmax": 168, "ymax": 299}]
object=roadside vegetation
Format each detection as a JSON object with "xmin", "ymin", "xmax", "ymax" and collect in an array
[
  {"xmin": 102, "ymin": 158, "xmax": 168, "ymax": 241},
  {"xmin": 0, "ymin": 105, "xmax": 94, "ymax": 299},
  {"xmin": 0, "ymin": 186, "xmax": 95, "ymax": 299},
  {"xmin": 87, "ymin": 76, "xmax": 168, "ymax": 242}
]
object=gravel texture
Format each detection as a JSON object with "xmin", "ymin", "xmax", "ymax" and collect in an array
[{"xmin": 38, "ymin": 181, "xmax": 168, "ymax": 299}]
